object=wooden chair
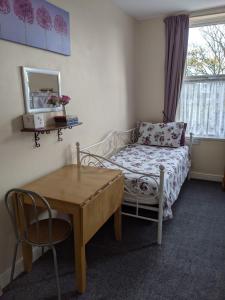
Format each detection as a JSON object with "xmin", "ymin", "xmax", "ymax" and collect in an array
[{"xmin": 5, "ymin": 188, "xmax": 72, "ymax": 300}]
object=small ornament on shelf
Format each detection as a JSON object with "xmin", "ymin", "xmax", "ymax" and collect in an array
[
  {"xmin": 23, "ymin": 113, "xmax": 45, "ymax": 129},
  {"xmin": 47, "ymin": 95, "xmax": 71, "ymax": 116}
]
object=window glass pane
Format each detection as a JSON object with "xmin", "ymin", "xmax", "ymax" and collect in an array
[
  {"xmin": 177, "ymin": 22, "xmax": 225, "ymax": 139},
  {"xmin": 186, "ymin": 24, "xmax": 225, "ymax": 76}
]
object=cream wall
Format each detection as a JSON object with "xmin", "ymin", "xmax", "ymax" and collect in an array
[
  {"xmin": 0, "ymin": 0, "xmax": 136, "ymax": 284},
  {"xmin": 135, "ymin": 17, "xmax": 225, "ymax": 180}
]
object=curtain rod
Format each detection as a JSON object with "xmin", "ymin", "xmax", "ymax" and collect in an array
[
  {"xmin": 140, "ymin": 6, "xmax": 225, "ymax": 22},
  {"xmin": 165, "ymin": 6, "xmax": 225, "ymax": 19},
  {"xmin": 189, "ymin": 6, "xmax": 225, "ymax": 18}
]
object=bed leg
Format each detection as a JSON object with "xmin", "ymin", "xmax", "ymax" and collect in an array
[
  {"xmin": 157, "ymin": 214, "xmax": 163, "ymax": 245},
  {"xmin": 188, "ymin": 171, "xmax": 191, "ymax": 180},
  {"xmin": 158, "ymin": 165, "xmax": 165, "ymax": 245},
  {"xmin": 157, "ymin": 199, "xmax": 163, "ymax": 245}
]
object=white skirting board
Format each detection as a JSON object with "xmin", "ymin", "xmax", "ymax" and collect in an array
[
  {"xmin": 0, "ymin": 247, "xmax": 46, "ymax": 292},
  {"xmin": 190, "ymin": 171, "xmax": 223, "ymax": 182}
]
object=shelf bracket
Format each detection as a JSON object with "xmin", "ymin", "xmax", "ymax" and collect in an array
[
  {"xmin": 57, "ymin": 129, "xmax": 63, "ymax": 142},
  {"xmin": 22, "ymin": 122, "xmax": 82, "ymax": 148},
  {"xmin": 34, "ymin": 132, "xmax": 41, "ymax": 148}
]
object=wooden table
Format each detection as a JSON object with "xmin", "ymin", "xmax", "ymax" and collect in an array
[{"xmin": 21, "ymin": 165, "xmax": 124, "ymax": 293}]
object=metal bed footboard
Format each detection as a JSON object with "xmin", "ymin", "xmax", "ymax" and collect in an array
[{"xmin": 75, "ymin": 129, "xmax": 165, "ymax": 245}]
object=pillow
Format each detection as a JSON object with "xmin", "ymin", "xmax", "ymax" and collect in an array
[
  {"xmin": 180, "ymin": 123, "xmax": 187, "ymax": 146},
  {"xmin": 137, "ymin": 122, "xmax": 185, "ymax": 148}
]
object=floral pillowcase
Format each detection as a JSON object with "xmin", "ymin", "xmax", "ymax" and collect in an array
[{"xmin": 137, "ymin": 122, "xmax": 185, "ymax": 148}]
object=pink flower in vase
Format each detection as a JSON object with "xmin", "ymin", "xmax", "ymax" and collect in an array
[
  {"xmin": 0, "ymin": 0, "xmax": 10, "ymax": 14},
  {"xmin": 47, "ymin": 95, "xmax": 71, "ymax": 110},
  {"xmin": 60, "ymin": 95, "xmax": 71, "ymax": 105},
  {"xmin": 13, "ymin": 0, "xmax": 34, "ymax": 43},
  {"xmin": 36, "ymin": 5, "xmax": 52, "ymax": 49},
  {"xmin": 60, "ymin": 95, "xmax": 71, "ymax": 117}
]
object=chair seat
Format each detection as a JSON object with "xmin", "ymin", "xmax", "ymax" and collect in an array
[{"xmin": 27, "ymin": 218, "xmax": 71, "ymax": 245}]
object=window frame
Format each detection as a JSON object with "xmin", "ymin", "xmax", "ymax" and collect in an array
[{"xmin": 180, "ymin": 16, "xmax": 225, "ymax": 141}]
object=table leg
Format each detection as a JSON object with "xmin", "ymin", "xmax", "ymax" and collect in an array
[
  {"xmin": 114, "ymin": 207, "xmax": 122, "ymax": 241},
  {"xmin": 73, "ymin": 212, "xmax": 86, "ymax": 293}
]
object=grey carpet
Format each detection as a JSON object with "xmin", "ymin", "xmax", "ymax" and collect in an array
[{"xmin": 2, "ymin": 180, "xmax": 225, "ymax": 300}]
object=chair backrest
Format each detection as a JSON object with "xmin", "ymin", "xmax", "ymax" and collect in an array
[{"xmin": 5, "ymin": 188, "xmax": 53, "ymax": 245}]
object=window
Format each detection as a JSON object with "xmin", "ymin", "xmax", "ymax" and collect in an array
[{"xmin": 176, "ymin": 18, "xmax": 225, "ymax": 139}]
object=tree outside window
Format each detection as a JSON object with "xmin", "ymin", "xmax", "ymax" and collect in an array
[{"xmin": 186, "ymin": 24, "xmax": 225, "ymax": 76}]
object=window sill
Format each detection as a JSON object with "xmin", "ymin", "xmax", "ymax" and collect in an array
[{"xmin": 186, "ymin": 135, "xmax": 225, "ymax": 142}]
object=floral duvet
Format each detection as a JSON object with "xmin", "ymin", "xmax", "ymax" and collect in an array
[{"xmin": 104, "ymin": 144, "xmax": 190, "ymax": 219}]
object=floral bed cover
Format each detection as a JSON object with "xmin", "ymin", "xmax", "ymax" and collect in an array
[{"xmin": 104, "ymin": 144, "xmax": 190, "ymax": 219}]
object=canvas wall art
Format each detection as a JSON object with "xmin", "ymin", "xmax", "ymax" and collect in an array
[{"xmin": 0, "ymin": 0, "xmax": 70, "ymax": 55}]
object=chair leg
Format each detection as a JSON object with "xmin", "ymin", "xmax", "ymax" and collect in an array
[
  {"xmin": 10, "ymin": 241, "xmax": 19, "ymax": 283},
  {"xmin": 41, "ymin": 247, "xmax": 44, "ymax": 256},
  {"xmin": 51, "ymin": 246, "xmax": 61, "ymax": 300}
]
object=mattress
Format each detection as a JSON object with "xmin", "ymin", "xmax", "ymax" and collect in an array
[{"xmin": 103, "ymin": 144, "xmax": 190, "ymax": 219}]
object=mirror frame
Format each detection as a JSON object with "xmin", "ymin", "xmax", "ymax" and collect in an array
[{"xmin": 22, "ymin": 67, "xmax": 62, "ymax": 113}]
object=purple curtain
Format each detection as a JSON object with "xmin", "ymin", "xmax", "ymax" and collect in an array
[{"xmin": 163, "ymin": 15, "xmax": 189, "ymax": 122}]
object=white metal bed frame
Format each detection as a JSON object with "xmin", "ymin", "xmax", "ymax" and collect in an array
[{"xmin": 76, "ymin": 128, "xmax": 193, "ymax": 245}]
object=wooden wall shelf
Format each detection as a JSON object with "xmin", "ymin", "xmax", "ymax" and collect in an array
[{"xmin": 21, "ymin": 122, "xmax": 82, "ymax": 148}]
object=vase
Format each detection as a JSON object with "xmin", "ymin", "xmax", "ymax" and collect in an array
[{"xmin": 62, "ymin": 105, "xmax": 66, "ymax": 117}]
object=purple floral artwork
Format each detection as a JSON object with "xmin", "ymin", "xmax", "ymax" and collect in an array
[
  {"xmin": 0, "ymin": 0, "xmax": 10, "ymax": 14},
  {"xmin": 0, "ymin": 0, "xmax": 10, "ymax": 35},
  {"xmin": 13, "ymin": 0, "xmax": 34, "ymax": 42},
  {"xmin": 54, "ymin": 14, "xmax": 67, "ymax": 51},
  {"xmin": 54, "ymin": 14, "xmax": 67, "ymax": 35},
  {"xmin": 13, "ymin": 0, "xmax": 34, "ymax": 23},
  {"xmin": 36, "ymin": 5, "xmax": 51, "ymax": 48},
  {"xmin": 0, "ymin": 0, "xmax": 70, "ymax": 55},
  {"xmin": 36, "ymin": 5, "xmax": 51, "ymax": 30}
]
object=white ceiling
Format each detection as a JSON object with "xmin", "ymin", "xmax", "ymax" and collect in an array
[{"xmin": 112, "ymin": 0, "xmax": 225, "ymax": 20}]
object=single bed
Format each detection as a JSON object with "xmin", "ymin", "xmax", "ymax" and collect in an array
[
  {"xmin": 76, "ymin": 125, "xmax": 193, "ymax": 245},
  {"xmin": 103, "ymin": 143, "xmax": 190, "ymax": 219}
]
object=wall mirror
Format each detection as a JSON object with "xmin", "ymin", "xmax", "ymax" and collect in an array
[{"xmin": 22, "ymin": 67, "xmax": 62, "ymax": 113}]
